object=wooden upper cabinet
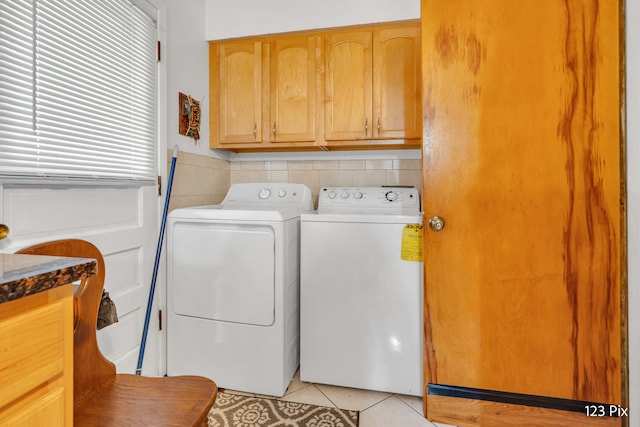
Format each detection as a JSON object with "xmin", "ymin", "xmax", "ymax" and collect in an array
[
  {"xmin": 211, "ymin": 35, "xmax": 320, "ymax": 149},
  {"xmin": 212, "ymin": 41, "xmax": 264, "ymax": 145},
  {"xmin": 210, "ymin": 21, "xmax": 420, "ymax": 151},
  {"xmin": 270, "ymin": 35, "xmax": 319, "ymax": 143},
  {"xmin": 324, "ymin": 31, "xmax": 373, "ymax": 141},
  {"xmin": 374, "ymin": 25, "xmax": 421, "ymax": 139},
  {"xmin": 325, "ymin": 23, "xmax": 421, "ymax": 143}
]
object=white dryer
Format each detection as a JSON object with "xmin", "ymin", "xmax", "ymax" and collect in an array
[
  {"xmin": 300, "ymin": 186, "xmax": 424, "ymax": 396},
  {"xmin": 166, "ymin": 183, "xmax": 313, "ymax": 396}
]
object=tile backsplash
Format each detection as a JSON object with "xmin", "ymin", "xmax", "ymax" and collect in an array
[
  {"xmin": 231, "ymin": 159, "xmax": 422, "ymax": 208},
  {"xmin": 169, "ymin": 151, "xmax": 421, "ymax": 210},
  {"xmin": 168, "ymin": 150, "xmax": 230, "ymax": 211}
]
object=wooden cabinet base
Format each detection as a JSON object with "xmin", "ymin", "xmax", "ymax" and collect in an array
[
  {"xmin": 0, "ymin": 285, "xmax": 73, "ymax": 427},
  {"xmin": 426, "ymin": 394, "xmax": 623, "ymax": 427}
]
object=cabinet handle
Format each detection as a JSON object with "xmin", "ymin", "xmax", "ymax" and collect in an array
[
  {"xmin": 365, "ymin": 118, "xmax": 369, "ymax": 136},
  {"xmin": 272, "ymin": 122, "xmax": 276, "ymax": 138},
  {"xmin": 253, "ymin": 123, "xmax": 257, "ymax": 140},
  {"xmin": 377, "ymin": 117, "xmax": 381, "ymax": 136}
]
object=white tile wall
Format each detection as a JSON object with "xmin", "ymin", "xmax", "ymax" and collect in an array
[
  {"xmin": 168, "ymin": 150, "xmax": 230, "ymax": 211},
  {"xmin": 230, "ymin": 158, "xmax": 422, "ymax": 207},
  {"xmin": 169, "ymin": 153, "xmax": 422, "ymax": 209}
]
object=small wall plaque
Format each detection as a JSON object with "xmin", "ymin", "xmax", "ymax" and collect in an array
[{"xmin": 178, "ymin": 92, "xmax": 201, "ymax": 141}]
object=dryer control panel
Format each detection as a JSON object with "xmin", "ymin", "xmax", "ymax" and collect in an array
[
  {"xmin": 222, "ymin": 183, "xmax": 313, "ymax": 209},
  {"xmin": 317, "ymin": 186, "xmax": 420, "ymax": 214}
]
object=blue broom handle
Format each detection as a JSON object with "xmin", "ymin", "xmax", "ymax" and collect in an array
[{"xmin": 136, "ymin": 145, "xmax": 179, "ymax": 375}]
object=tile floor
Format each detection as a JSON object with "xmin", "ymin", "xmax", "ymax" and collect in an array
[{"xmin": 223, "ymin": 370, "xmax": 458, "ymax": 427}]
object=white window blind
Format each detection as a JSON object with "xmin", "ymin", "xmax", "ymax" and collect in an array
[{"xmin": 0, "ymin": 0, "xmax": 157, "ymax": 183}]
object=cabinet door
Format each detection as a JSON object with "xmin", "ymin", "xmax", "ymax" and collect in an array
[
  {"xmin": 324, "ymin": 31, "xmax": 372, "ymax": 141},
  {"xmin": 374, "ymin": 25, "xmax": 421, "ymax": 139},
  {"xmin": 215, "ymin": 41, "xmax": 263, "ymax": 145},
  {"xmin": 0, "ymin": 286, "xmax": 73, "ymax": 426},
  {"xmin": 270, "ymin": 35, "xmax": 319, "ymax": 143}
]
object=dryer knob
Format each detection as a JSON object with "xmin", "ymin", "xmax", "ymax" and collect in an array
[
  {"xmin": 278, "ymin": 189, "xmax": 287, "ymax": 198},
  {"xmin": 258, "ymin": 188, "xmax": 271, "ymax": 199},
  {"xmin": 341, "ymin": 192, "xmax": 350, "ymax": 199},
  {"xmin": 354, "ymin": 192, "xmax": 363, "ymax": 199},
  {"xmin": 385, "ymin": 191, "xmax": 399, "ymax": 202},
  {"xmin": 328, "ymin": 191, "xmax": 337, "ymax": 199}
]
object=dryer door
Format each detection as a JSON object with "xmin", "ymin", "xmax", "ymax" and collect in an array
[{"xmin": 170, "ymin": 221, "xmax": 275, "ymax": 326}]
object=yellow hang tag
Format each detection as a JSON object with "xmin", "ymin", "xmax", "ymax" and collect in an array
[{"xmin": 401, "ymin": 224, "xmax": 423, "ymax": 262}]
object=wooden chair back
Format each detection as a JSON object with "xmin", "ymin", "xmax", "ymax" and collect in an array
[
  {"xmin": 17, "ymin": 238, "xmax": 114, "ymax": 400},
  {"xmin": 18, "ymin": 239, "xmax": 217, "ymax": 426}
]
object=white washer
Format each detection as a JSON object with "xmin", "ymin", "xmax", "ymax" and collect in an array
[
  {"xmin": 300, "ymin": 186, "xmax": 423, "ymax": 396},
  {"xmin": 167, "ymin": 182, "xmax": 313, "ymax": 396}
]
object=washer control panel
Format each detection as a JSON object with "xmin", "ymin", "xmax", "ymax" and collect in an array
[{"xmin": 318, "ymin": 187, "xmax": 420, "ymax": 214}]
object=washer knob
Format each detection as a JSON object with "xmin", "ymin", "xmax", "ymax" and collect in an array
[
  {"xmin": 258, "ymin": 188, "xmax": 271, "ymax": 199},
  {"xmin": 278, "ymin": 189, "xmax": 287, "ymax": 198},
  {"xmin": 354, "ymin": 192, "xmax": 363, "ymax": 199},
  {"xmin": 328, "ymin": 191, "xmax": 337, "ymax": 199},
  {"xmin": 385, "ymin": 191, "xmax": 399, "ymax": 202},
  {"xmin": 341, "ymin": 192, "xmax": 350, "ymax": 199}
]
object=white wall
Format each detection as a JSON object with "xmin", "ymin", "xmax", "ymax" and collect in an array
[
  {"xmin": 163, "ymin": 0, "xmax": 219, "ymax": 159},
  {"xmin": 626, "ymin": 1, "xmax": 639, "ymax": 424},
  {"xmin": 205, "ymin": 0, "xmax": 420, "ymax": 40}
]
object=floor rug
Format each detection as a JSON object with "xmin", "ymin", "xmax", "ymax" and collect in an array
[{"xmin": 208, "ymin": 391, "xmax": 359, "ymax": 427}]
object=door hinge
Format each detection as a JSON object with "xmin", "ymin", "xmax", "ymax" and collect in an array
[
  {"xmin": 158, "ymin": 309, "xmax": 163, "ymax": 331},
  {"xmin": 157, "ymin": 175, "xmax": 162, "ymax": 196},
  {"xmin": 157, "ymin": 41, "xmax": 161, "ymax": 62}
]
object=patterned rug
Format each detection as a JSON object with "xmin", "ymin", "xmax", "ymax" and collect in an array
[{"xmin": 208, "ymin": 391, "xmax": 359, "ymax": 427}]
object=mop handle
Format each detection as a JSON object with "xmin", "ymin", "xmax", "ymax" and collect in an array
[{"xmin": 136, "ymin": 145, "xmax": 179, "ymax": 375}]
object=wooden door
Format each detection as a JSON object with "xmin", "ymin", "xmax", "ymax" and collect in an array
[
  {"xmin": 270, "ymin": 35, "xmax": 319, "ymax": 143},
  {"xmin": 421, "ymin": 1, "xmax": 624, "ymax": 426},
  {"xmin": 374, "ymin": 25, "xmax": 421, "ymax": 140},
  {"xmin": 324, "ymin": 31, "xmax": 372, "ymax": 141},
  {"xmin": 214, "ymin": 41, "xmax": 263, "ymax": 145}
]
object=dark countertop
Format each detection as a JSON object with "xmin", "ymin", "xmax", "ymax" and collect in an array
[{"xmin": 0, "ymin": 254, "xmax": 97, "ymax": 304}]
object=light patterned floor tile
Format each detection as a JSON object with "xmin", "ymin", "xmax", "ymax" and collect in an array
[
  {"xmin": 360, "ymin": 395, "xmax": 433, "ymax": 427},
  {"xmin": 396, "ymin": 393, "xmax": 425, "ymax": 416},
  {"xmin": 314, "ymin": 383, "xmax": 392, "ymax": 411},
  {"xmin": 236, "ymin": 369, "xmax": 459, "ymax": 427},
  {"xmin": 278, "ymin": 384, "xmax": 336, "ymax": 408},
  {"xmin": 283, "ymin": 369, "xmax": 310, "ymax": 396}
]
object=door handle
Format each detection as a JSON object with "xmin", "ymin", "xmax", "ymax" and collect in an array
[
  {"xmin": 0, "ymin": 224, "xmax": 8, "ymax": 240},
  {"xmin": 428, "ymin": 216, "xmax": 445, "ymax": 232}
]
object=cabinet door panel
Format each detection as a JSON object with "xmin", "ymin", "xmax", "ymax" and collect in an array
[
  {"xmin": 218, "ymin": 41, "xmax": 262, "ymax": 144},
  {"xmin": 375, "ymin": 26, "xmax": 421, "ymax": 139},
  {"xmin": 0, "ymin": 386, "xmax": 65, "ymax": 427},
  {"xmin": 325, "ymin": 32, "xmax": 372, "ymax": 141},
  {"xmin": 0, "ymin": 286, "xmax": 73, "ymax": 426},
  {"xmin": 271, "ymin": 36, "xmax": 318, "ymax": 143}
]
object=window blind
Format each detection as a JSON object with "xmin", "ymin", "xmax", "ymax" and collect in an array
[{"xmin": 0, "ymin": 0, "xmax": 157, "ymax": 183}]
